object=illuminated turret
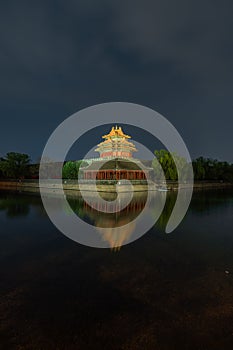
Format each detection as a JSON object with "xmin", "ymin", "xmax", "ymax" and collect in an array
[{"xmin": 83, "ymin": 125, "xmax": 153, "ymax": 181}]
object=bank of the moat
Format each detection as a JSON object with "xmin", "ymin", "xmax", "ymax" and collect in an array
[{"xmin": 0, "ymin": 180, "xmax": 232, "ymax": 195}]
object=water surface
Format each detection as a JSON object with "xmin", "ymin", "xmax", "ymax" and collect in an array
[{"xmin": 0, "ymin": 190, "xmax": 233, "ymax": 350}]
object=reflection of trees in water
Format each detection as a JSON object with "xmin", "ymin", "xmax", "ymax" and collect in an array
[
  {"xmin": 190, "ymin": 189, "xmax": 233, "ymax": 215},
  {"xmin": 0, "ymin": 194, "xmax": 30, "ymax": 217},
  {"xmin": 151, "ymin": 192, "xmax": 177, "ymax": 231},
  {"xmin": 65, "ymin": 196, "xmax": 87, "ymax": 220},
  {"xmin": 152, "ymin": 189, "xmax": 233, "ymax": 231},
  {"xmin": 0, "ymin": 193, "xmax": 44, "ymax": 217}
]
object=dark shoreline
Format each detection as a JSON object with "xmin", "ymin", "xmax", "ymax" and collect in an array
[{"xmin": 0, "ymin": 180, "xmax": 233, "ymax": 195}]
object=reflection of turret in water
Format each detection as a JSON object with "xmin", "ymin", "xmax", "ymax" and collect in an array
[
  {"xmin": 83, "ymin": 194, "xmax": 147, "ymax": 249},
  {"xmin": 67, "ymin": 192, "xmax": 148, "ymax": 249},
  {"xmin": 96, "ymin": 220, "xmax": 136, "ymax": 251},
  {"xmin": 83, "ymin": 194, "xmax": 147, "ymax": 223}
]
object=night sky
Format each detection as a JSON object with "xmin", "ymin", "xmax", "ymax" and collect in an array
[{"xmin": 0, "ymin": 0, "xmax": 233, "ymax": 162}]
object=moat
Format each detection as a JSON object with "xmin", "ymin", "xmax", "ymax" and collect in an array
[{"xmin": 0, "ymin": 189, "xmax": 233, "ymax": 349}]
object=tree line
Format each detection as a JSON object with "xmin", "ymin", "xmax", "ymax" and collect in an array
[
  {"xmin": 0, "ymin": 153, "xmax": 88, "ymax": 180},
  {"xmin": 152, "ymin": 150, "xmax": 233, "ymax": 182},
  {"xmin": 0, "ymin": 151, "xmax": 233, "ymax": 182}
]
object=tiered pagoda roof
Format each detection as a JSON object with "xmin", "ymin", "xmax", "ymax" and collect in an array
[
  {"xmin": 95, "ymin": 126, "xmax": 137, "ymax": 158},
  {"xmin": 102, "ymin": 126, "xmax": 131, "ymax": 139}
]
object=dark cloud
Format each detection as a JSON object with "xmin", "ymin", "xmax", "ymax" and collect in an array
[{"xmin": 0, "ymin": 0, "xmax": 232, "ymax": 161}]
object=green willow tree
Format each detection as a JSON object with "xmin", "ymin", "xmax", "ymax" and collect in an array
[
  {"xmin": 62, "ymin": 160, "xmax": 88, "ymax": 179},
  {"xmin": 152, "ymin": 149, "xmax": 189, "ymax": 181}
]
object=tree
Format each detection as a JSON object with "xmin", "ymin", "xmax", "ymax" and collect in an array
[
  {"xmin": 192, "ymin": 158, "xmax": 205, "ymax": 180},
  {"xmin": 0, "ymin": 152, "xmax": 31, "ymax": 179},
  {"xmin": 62, "ymin": 160, "xmax": 88, "ymax": 179},
  {"xmin": 152, "ymin": 149, "xmax": 188, "ymax": 181},
  {"xmin": 191, "ymin": 157, "xmax": 233, "ymax": 182},
  {"xmin": 0, "ymin": 157, "xmax": 4, "ymax": 178}
]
